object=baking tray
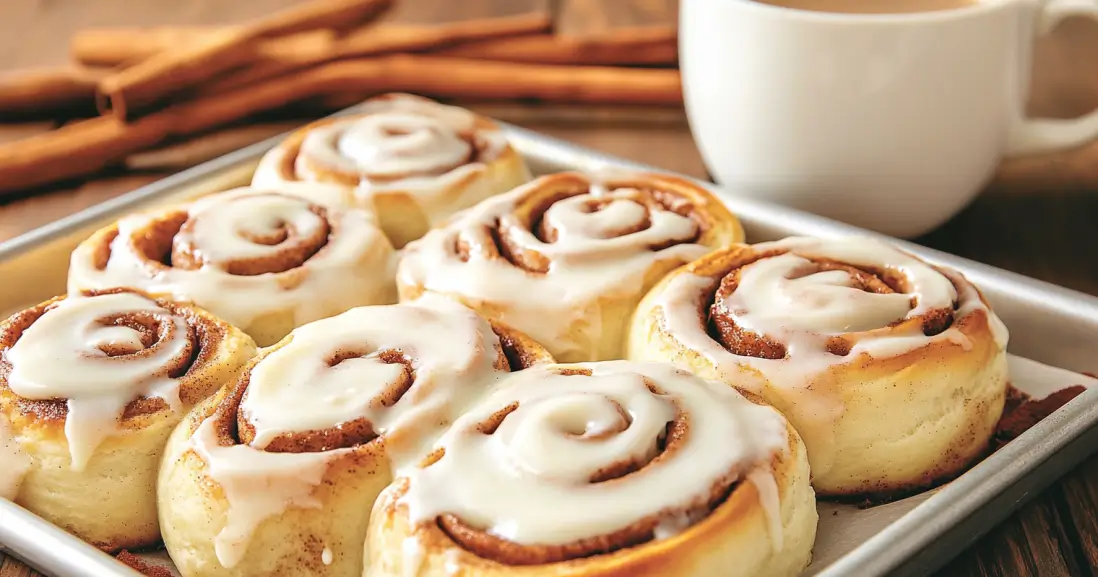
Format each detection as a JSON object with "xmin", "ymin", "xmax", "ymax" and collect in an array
[{"xmin": 2, "ymin": 107, "xmax": 1098, "ymax": 577}]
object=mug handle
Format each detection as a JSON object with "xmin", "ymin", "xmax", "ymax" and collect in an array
[{"xmin": 1006, "ymin": 0, "xmax": 1098, "ymax": 156}]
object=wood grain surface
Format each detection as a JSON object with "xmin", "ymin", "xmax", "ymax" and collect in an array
[{"xmin": 1, "ymin": 1, "xmax": 1097, "ymax": 576}]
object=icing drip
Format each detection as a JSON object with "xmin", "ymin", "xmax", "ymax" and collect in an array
[
  {"xmin": 191, "ymin": 418, "xmax": 341, "ymax": 569},
  {"xmin": 191, "ymin": 294, "xmax": 519, "ymax": 567},
  {"xmin": 402, "ymin": 536, "xmax": 426, "ymax": 577},
  {"xmin": 0, "ymin": 414, "xmax": 30, "ymax": 500},
  {"xmin": 398, "ymin": 174, "xmax": 711, "ymax": 361},
  {"xmin": 68, "ymin": 187, "xmax": 396, "ymax": 334},
  {"xmin": 322, "ymin": 547, "xmax": 333, "ymax": 566},
  {"xmin": 443, "ymin": 549, "xmax": 463, "ymax": 576},
  {"xmin": 3, "ymin": 292, "xmax": 191, "ymax": 471},
  {"xmin": 401, "ymin": 360, "xmax": 788, "ymax": 547}
]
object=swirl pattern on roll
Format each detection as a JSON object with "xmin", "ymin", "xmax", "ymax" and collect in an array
[
  {"xmin": 67, "ymin": 185, "xmax": 397, "ymax": 346},
  {"xmin": 177, "ymin": 294, "xmax": 551, "ymax": 569},
  {"xmin": 397, "ymin": 171, "xmax": 743, "ymax": 362},
  {"xmin": 261, "ymin": 94, "xmax": 500, "ymax": 186},
  {"xmin": 1, "ymin": 289, "xmax": 220, "ymax": 471},
  {"xmin": 659, "ymin": 236, "xmax": 1008, "ymax": 373},
  {"xmin": 251, "ymin": 94, "xmax": 531, "ymax": 248},
  {"xmin": 629, "ymin": 235, "xmax": 1011, "ymax": 494},
  {"xmin": 389, "ymin": 361, "xmax": 793, "ymax": 567}
]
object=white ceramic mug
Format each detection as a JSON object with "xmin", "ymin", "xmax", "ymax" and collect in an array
[{"xmin": 681, "ymin": 0, "xmax": 1098, "ymax": 237}]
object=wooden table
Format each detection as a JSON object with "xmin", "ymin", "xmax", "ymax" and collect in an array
[{"xmin": 2, "ymin": 1, "xmax": 1098, "ymax": 576}]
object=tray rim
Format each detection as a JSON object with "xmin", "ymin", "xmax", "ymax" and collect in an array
[{"xmin": 0, "ymin": 105, "xmax": 1096, "ymax": 577}]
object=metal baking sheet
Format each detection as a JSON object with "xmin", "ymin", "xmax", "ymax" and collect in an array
[{"xmin": 2, "ymin": 108, "xmax": 1098, "ymax": 577}]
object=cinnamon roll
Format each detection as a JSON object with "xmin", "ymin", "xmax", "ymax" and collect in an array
[
  {"xmin": 158, "ymin": 294, "xmax": 552, "ymax": 577},
  {"xmin": 628, "ymin": 236, "xmax": 1011, "ymax": 496},
  {"xmin": 366, "ymin": 360, "xmax": 817, "ymax": 577},
  {"xmin": 252, "ymin": 93, "xmax": 531, "ymax": 248},
  {"xmin": 0, "ymin": 288, "xmax": 256, "ymax": 550},
  {"xmin": 397, "ymin": 171, "xmax": 744, "ymax": 363},
  {"xmin": 67, "ymin": 184, "xmax": 397, "ymax": 347}
]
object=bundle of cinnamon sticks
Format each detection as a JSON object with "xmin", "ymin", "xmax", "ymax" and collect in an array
[{"xmin": 0, "ymin": 0, "xmax": 681, "ymax": 195}]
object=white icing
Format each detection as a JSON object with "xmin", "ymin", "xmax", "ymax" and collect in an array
[
  {"xmin": 443, "ymin": 549, "xmax": 462, "ymax": 576},
  {"xmin": 659, "ymin": 237, "xmax": 1009, "ymax": 379},
  {"xmin": 653, "ymin": 236, "xmax": 1011, "ymax": 476},
  {"xmin": 401, "ymin": 360, "xmax": 788, "ymax": 546},
  {"xmin": 0, "ymin": 414, "xmax": 31, "ymax": 500},
  {"xmin": 307, "ymin": 112, "xmax": 472, "ymax": 180},
  {"xmin": 68, "ymin": 186, "xmax": 396, "ymax": 336},
  {"xmin": 191, "ymin": 418, "xmax": 342, "ymax": 569},
  {"xmin": 321, "ymin": 547, "xmax": 333, "ymax": 566},
  {"xmin": 398, "ymin": 173, "xmax": 711, "ymax": 361},
  {"xmin": 239, "ymin": 293, "xmax": 507, "ymax": 460},
  {"xmin": 252, "ymin": 94, "xmax": 519, "ymax": 228},
  {"xmin": 402, "ymin": 536, "xmax": 426, "ymax": 577},
  {"xmin": 176, "ymin": 192, "xmax": 328, "ymax": 265},
  {"xmin": 3, "ymin": 292, "xmax": 190, "ymax": 471},
  {"xmin": 191, "ymin": 295, "xmax": 521, "ymax": 567}
]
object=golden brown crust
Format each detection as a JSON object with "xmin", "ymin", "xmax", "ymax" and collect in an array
[
  {"xmin": 0, "ymin": 287, "xmax": 229, "ymax": 426},
  {"xmin": 632, "ymin": 241, "xmax": 1008, "ymax": 497}
]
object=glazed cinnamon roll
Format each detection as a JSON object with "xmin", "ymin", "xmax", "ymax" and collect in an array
[
  {"xmin": 628, "ymin": 236, "xmax": 1011, "ymax": 496},
  {"xmin": 0, "ymin": 288, "xmax": 255, "ymax": 550},
  {"xmin": 397, "ymin": 171, "xmax": 744, "ymax": 363},
  {"xmin": 158, "ymin": 294, "xmax": 552, "ymax": 577},
  {"xmin": 366, "ymin": 360, "xmax": 817, "ymax": 577},
  {"xmin": 252, "ymin": 93, "xmax": 531, "ymax": 248},
  {"xmin": 67, "ymin": 184, "xmax": 397, "ymax": 347}
]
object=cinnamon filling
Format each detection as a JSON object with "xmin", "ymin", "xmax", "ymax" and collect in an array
[
  {"xmin": 0, "ymin": 288, "xmax": 216, "ymax": 422},
  {"xmin": 233, "ymin": 348, "xmax": 417, "ymax": 454},
  {"xmin": 707, "ymin": 250, "xmax": 956, "ymax": 359},
  {"xmin": 279, "ymin": 115, "xmax": 485, "ymax": 185},
  {"xmin": 221, "ymin": 322, "xmax": 542, "ymax": 455},
  {"xmin": 456, "ymin": 183, "xmax": 705, "ymax": 275},
  {"xmin": 171, "ymin": 195, "xmax": 331, "ymax": 276},
  {"xmin": 99, "ymin": 195, "xmax": 332, "ymax": 278},
  {"xmin": 431, "ymin": 379, "xmax": 737, "ymax": 566}
]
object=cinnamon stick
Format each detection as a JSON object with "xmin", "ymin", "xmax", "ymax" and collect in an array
[
  {"xmin": 207, "ymin": 14, "xmax": 554, "ymax": 93},
  {"xmin": 0, "ymin": 55, "xmax": 681, "ymax": 195},
  {"xmin": 0, "ymin": 68, "xmax": 106, "ymax": 120},
  {"xmin": 73, "ymin": 14, "xmax": 553, "ymax": 69},
  {"xmin": 436, "ymin": 26, "xmax": 678, "ymax": 67},
  {"xmin": 71, "ymin": 26, "xmax": 232, "ymax": 67},
  {"xmin": 96, "ymin": 0, "xmax": 394, "ymax": 120}
]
